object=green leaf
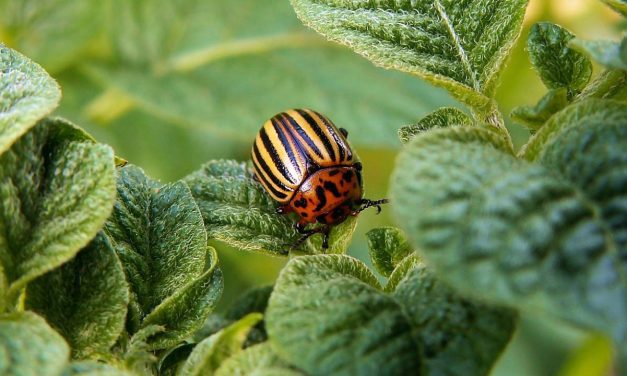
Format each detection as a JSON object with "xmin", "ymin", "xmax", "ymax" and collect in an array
[
  {"xmin": 179, "ymin": 313, "xmax": 263, "ymax": 376},
  {"xmin": 267, "ymin": 254, "xmax": 515, "ymax": 375},
  {"xmin": 0, "ymin": 312, "xmax": 69, "ymax": 376},
  {"xmin": 366, "ymin": 227, "xmax": 412, "ymax": 276},
  {"xmin": 398, "ymin": 107, "xmax": 473, "ymax": 144},
  {"xmin": 390, "ymin": 125, "xmax": 627, "ymax": 345},
  {"xmin": 62, "ymin": 361, "xmax": 135, "ymax": 376},
  {"xmin": 0, "ymin": 2, "xmax": 105, "ymax": 73},
  {"xmin": 25, "ymin": 233, "xmax": 129, "ymax": 359},
  {"xmin": 601, "ymin": 0, "xmax": 627, "ymax": 17},
  {"xmin": 215, "ymin": 342, "xmax": 303, "ymax": 376},
  {"xmin": 0, "ymin": 118, "xmax": 116, "ymax": 306},
  {"xmin": 520, "ymin": 99, "xmax": 626, "ymax": 162},
  {"xmin": 527, "ymin": 22, "xmax": 592, "ymax": 91},
  {"xmin": 569, "ymin": 37, "xmax": 627, "ymax": 71},
  {"xmin": 289, "ymin": 0, "xmax": 529, "ymax": 112},
  {"xmin": 0, "ymin": 45, "xmax": 61, "ymax": 154},
  {"xmin": 266, "ymin": 254, "xmax": 421, "ymax": 375},
  {"xmin": 390, "ymin": 255, "xmax": 516, "ymax": 375},
  {"xmin": 576, "ymin": 69, "xmax": 627, "ymax": 102},
  {"xmin": 106, "ymin": 0, "xmax": 199, "ymax": 65},
  {"xmin": 79, "ymin": 0, "xmax": 456, "ymax": 149},
  {"xmin": 184, "ymin": 160, "xmax": 357, "ymax": 256},
  {"xmin": 104, "ymin": 164, "xmax": 223, "ymax": 349},
  {"xmin": 510, "ymin": 88, "xmax": 570, "ymax": 131},
  {"xmin": 534, "ymin": 100, "xmax": 627, "ymax": 257}
]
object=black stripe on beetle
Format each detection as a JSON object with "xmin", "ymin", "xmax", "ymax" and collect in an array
[
  {"xmin": 271, "ymin": 117, "xmax": 301, "ymax": 176},
  {"xmin": 252, "ymin": 143, "xmax": 290, "ymax": 199},
  {"xmin": 282, "ymin": 112, "xmax": 325, "ymax": 159},
  {"xmin": 296, "ymin": 109, "xmax": 337, "ymax": 161},
  {"xmin": 313, "ymin": 110, "xmax": 349, "ymax": 161},
  {"xmin": 259, "ymin": 128, "xmax": 295, "ymax": 184}
]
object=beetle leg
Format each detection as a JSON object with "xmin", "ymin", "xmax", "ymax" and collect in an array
[
  {"xmin": 276, "ymin": 205, "xmax": 291, "ymax": 215},
  {"xmin": 290, "ymin": 225, "xmax": 329, "ymax": 251},
  {"xmin": 354, "ymin": 162, "xmax": 362, "ymax": 171},
  {"xmin": 339, "ymin": 127, "xmax": 349, "ymax": 138},
  {"xmin": 352, "ymin": 198, "xmax": 389, "ymax": 216},
  {"xmin": 295, "ymin": 221, "xmax": 308, "ymax": 233}
]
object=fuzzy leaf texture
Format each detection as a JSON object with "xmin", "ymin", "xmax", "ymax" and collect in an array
[
  {"xmin": 527, "ymin": 22, "xmax": 592, "ymax": 91},
  {"xmin": 510, "ymin": 88, "xmax": 570, "ymax": 131},
  {"xmin": 289, "ymin": 0, "xmax": 528, "ymax": 112},
  {"xmin": 390, "ymin": 123, "xmax": 627, "ymax": 344},
  {"xmin": 389, "ymin": 255, "xmax": 516, "ymax": 375},
  {"xmin": 184, "ymin": 160, "xmax": 356, "ymax": 256},
  {"xmin": 104, "ymin": 165, "xmax": 223, "ymax": 349},
  {"xmin": 266, "ymin": 254, "xmax": 514, "ymax": 376},
  {"xmin": 0, "ymin": 44, "xmax": 60, "ymax": 154},
  {"xmin": 0, "ymin": 118, "xmax": 116, "ymax": 307},
  {"xmin": 366, "ymin": 227, "xmax": 412, "ymax": 276},
  {"xmin": 398, "ymin": 107, "xmax": 473, "ymax": 144},
  {"xmin": 569, "ymin": 37, "xmax": 627, "ymax": 71},
  {"xmin": 179, "ymin": 313, "xmax": 263, "ymax": 376},
  {"xmin": 0, "ymin": 312, "xmax": 69, "ymax": 376},
  {"xmin": 215, "ymin": 343, "xmax": 303, "ymax": 376},
  {"xmin": 25, "ymin": 233, "xmax": 129, "ymax": 359}
]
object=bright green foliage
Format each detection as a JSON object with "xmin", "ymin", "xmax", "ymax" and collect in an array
[
  {"xmin": 103, "ymin": 165, "xmax": 223, "ymax": 350},
  {"xmin": 0, "ymin": 312, "xmax": 70, "ymax": 376},
  {"xmin": 179, "ymin": 313, "xmax": 263, "ymax": 376},
  {"xmin": 527, "ymin": 23, "xmax": 592, "ymax": 92},
  {"xmin": 398, "ymin": 107, "xmax": 473, "ymax": 144},
  {"xmin": 266, "ymin": 254, "xmax": 420, "ymax": 375},
  {"xmin": 390, "ymin": 255, "xmax": 516, "ymax": 375},
  {"xmin": 366, "ymin": 227, "xmax": 412, "ymax": 276},
  {"xmin": 0, "ymin": 118, "xmax": 116, "ymax": 306},
  {"xmin": 184, "ymin": 160, "xmax": 356, "ymax": 255},
  {"xmin": 0, "ymin": 45, "xmax": 60, "ymax": 154},
  {"xmin": 77, "ymin": 0, "xmax": 454, "ymax": 149},
  {"xmin": 0, "ymin": 2, "xmax": 105, "ymax": 73},
  {"xmin": 511, "ymin": 88, "xmax": 570, "ymax": 131},
  {"xmin": 62, "ymin": 361, "xmax": 135, "ymax": 376},
  {"xmin": 290, "ymin": 0, "xmax": 528, "ymax": 112},
  {"xmin": 390, "ymin": 124, "xmax": 627, "ymax": 345},
  {"xmin": 215, "ymin": 343, "xmax": 303, "ymax": 376},
  {"xmin": 576, "ymin": 69, "xmax": 627, "ymax": 102},
  {"xmin": 266, "ymin": 254, "xmax": 515, "ymax": 376},
  {"xmin": 601, "ymin": 0, "xmax": 627, "ymax": 16},
  {"xmin": 569, "ymin": 38, "xmax": 627, "ymax": 71},
  {"xmin": 25, "ymin": 233, "xmax": 129, "ymax": 359}
]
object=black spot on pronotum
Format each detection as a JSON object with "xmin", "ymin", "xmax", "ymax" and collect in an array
[
  {"xmin": 342, "ymin": 171, "xmax": 353, "ymax": 183},
  {"xmin": 328, "ymin": 169, "xmax": 341, "ymax": 176},
  {"xmin": 301, "ymin": 212, "xmax": 308, "ymax": 217},
  {"xmin": 314, "ymin": 186, "xmax": 327, "ymax": 211},
  {"xmin": 323, "ymin": 181, "xmax": 341, "ymax": 198},
  {"xmin": 294, "ymin": 197, "xmax": 308, "ymax": 208}
]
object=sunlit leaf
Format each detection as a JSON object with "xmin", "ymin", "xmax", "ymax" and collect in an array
[
  {"xmin": 0, "ymin": 44, "xmax": 60, "ymax": 154},
  {"xmin": 0, "ymin": 118, "xmax": 116, "ymax": 306},
  {"xmin": 290, "ymin": 0, "xmax": 529, "ymax": 112}
]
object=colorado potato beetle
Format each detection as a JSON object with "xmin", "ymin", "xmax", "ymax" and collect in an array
[{"xmin": 251, "ymin": 109, "xmax": 388, "ymax": 249}]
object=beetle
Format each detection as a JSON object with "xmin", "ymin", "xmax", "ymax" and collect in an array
[{"xmin": 251, "ymin": 108, "xmax": 388, "ymax": 250}]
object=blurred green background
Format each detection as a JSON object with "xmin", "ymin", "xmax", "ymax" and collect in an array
[{"xmin": 0, "ymin": 0, "xmax": 621, "ymax": 374}]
